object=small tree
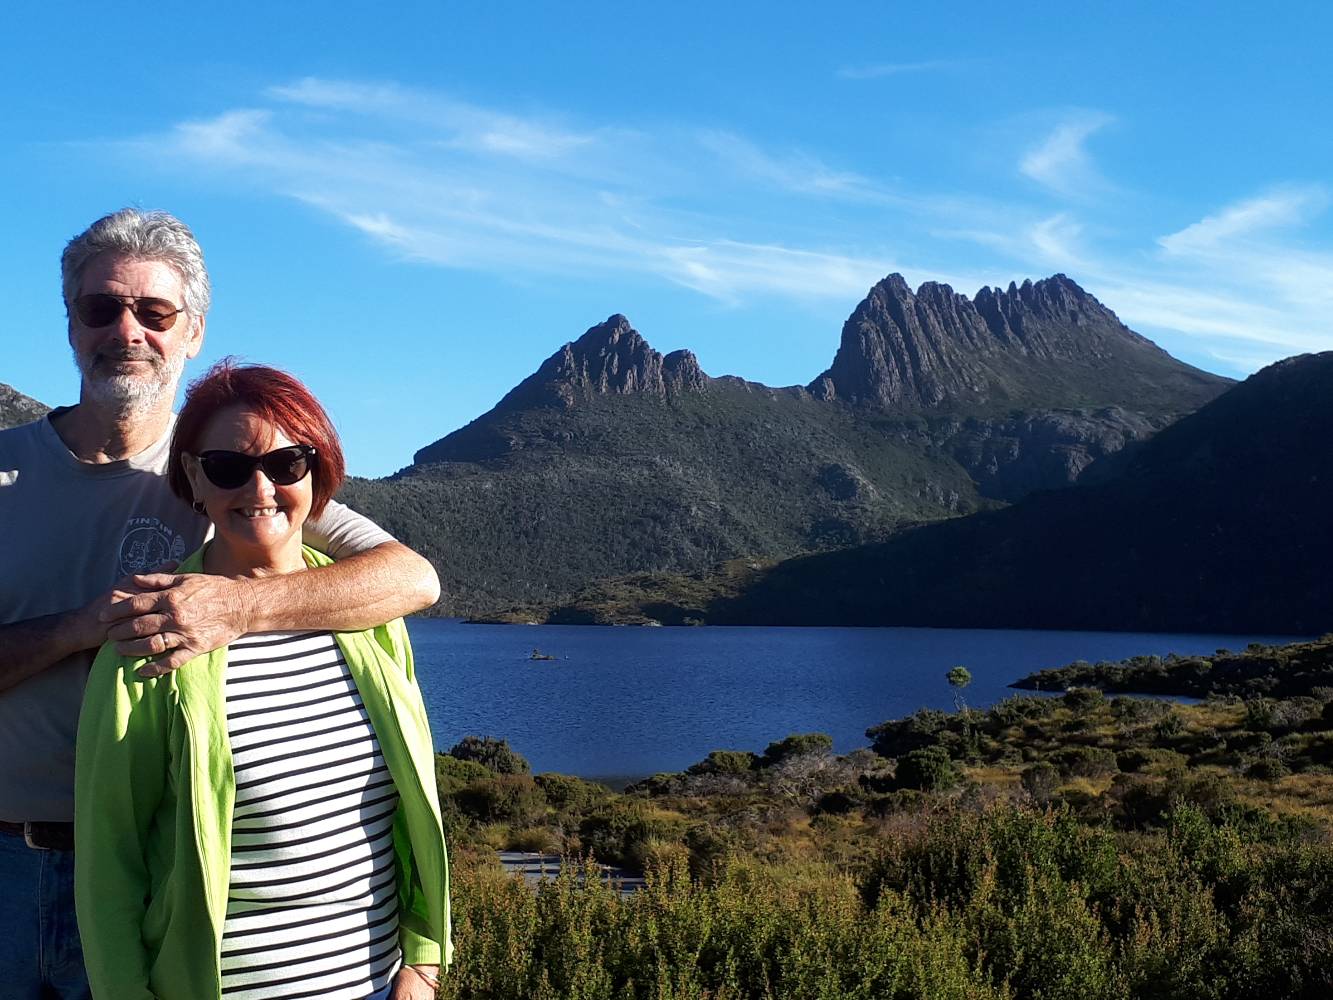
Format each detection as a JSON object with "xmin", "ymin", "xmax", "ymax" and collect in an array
[{"xmin": 946, "ymin": 666, "xmax": 972, "ymax": 714}]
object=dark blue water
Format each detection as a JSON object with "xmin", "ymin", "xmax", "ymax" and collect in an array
[{"xmin": 406, "ymin": 620, "xmax": 1297, "ymax": 781}]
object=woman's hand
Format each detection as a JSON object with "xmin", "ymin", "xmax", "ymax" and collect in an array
[{"xmin": 390, "ymin": 964, "xmax": 441, "ymax": 998}]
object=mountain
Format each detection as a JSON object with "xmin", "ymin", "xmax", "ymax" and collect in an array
[
  {"xmin": 565, "ymin": 352, "xmax": 1331, "ymax": 634},
  {"xmin": 0, "ymin": 382, "xmax": 49, "ymax": 430},
  {"xmin": 339, "ymin": 275, "xmax": 1230, "ymax": 616}
]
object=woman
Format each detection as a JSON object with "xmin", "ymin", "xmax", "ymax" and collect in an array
[{"xmin": 74, "ymin": 362, "xmax": 449, "ymax": 1000}]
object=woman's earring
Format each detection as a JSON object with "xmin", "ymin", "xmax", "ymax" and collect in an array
[{"xmin": 192, "ymin": 500, "xmax": 206, "ymax": 514}]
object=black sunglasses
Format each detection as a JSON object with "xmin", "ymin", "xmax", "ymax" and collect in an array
[
  {"xmin": 195, "ymin": 445, "xmax": 318, "ymax": 490},
  {"xmin": 74, "ymin": 293, "xmax": 186, "ymax": 333}
]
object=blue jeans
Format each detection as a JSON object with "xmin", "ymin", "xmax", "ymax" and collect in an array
[
  {"xmin": 365, "ymin": 982, "xmax": 393, "ymax": 1000},
  {"xmin": 0, "ymin": 833, "xmax": 91, "ymax": 999}
]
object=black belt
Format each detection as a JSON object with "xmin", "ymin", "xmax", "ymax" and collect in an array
[{"xmin": 0, "ymin": 820, "xmax": 75, "ymax": 851}]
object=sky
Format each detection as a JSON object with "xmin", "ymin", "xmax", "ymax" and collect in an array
[{"xmin": 4, "ymin": 1, "xmax": 1330, "ymax": 476}]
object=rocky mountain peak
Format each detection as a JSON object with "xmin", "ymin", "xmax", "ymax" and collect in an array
[
  {"xmin": 810, "ymin": 273, "xmax": 1217, "ymax": 411},
  {"xmin": 0, "ymin": 382, "xmax": 49, "ymax": 431},
  {"xmin": 495, "ymin": 315, "xmax": 709, "ymax": 413}
]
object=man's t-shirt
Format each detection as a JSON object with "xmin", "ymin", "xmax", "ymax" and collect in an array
[{"xmin": 0, "ymin": 410, "xmax": 395, "ymax": 822}]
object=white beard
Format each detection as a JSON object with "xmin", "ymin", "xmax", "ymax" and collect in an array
[{"xmin": 73, "ymin": 342, "xmax": 189, "ymax": 415}]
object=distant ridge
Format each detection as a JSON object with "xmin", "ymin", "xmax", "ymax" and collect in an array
[
  {"xmin": 810, "ymin": 274, "xmax": 1221, "ymax": 411},
  {"xmin": 0, "ymin": 382, "xmax": 49, "ymax": 430},
  {"xmin": 341, "ymin": 274, "xmax": 1233, "ymax": 616},
  {"xmin": 611, "ymin": 352, "xmax": 1333, "ymax": 634}
]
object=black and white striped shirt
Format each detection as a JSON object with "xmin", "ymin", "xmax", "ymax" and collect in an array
[{"xmin": 220, "ymin": 631, "xmax": 401, "ymax": 1000}]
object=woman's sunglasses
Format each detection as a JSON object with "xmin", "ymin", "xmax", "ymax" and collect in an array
[
  {"xmin": 195, "ymin": 445, "xmax": 318, "ymax": 490},
  {"xmin": 74, "ymin": 293, "xmax": 186, "ymax": 332}
]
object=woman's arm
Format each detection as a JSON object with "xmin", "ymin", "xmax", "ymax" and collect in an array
[{"xmin": 74, "ymin": 645, "xmax": 170, "ymax": 1000}]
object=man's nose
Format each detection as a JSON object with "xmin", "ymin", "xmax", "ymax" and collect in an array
[{"xmin": 103, "ymin": 305, "xmax": 148, "ymax": 345}]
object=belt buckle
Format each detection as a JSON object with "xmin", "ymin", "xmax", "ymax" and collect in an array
[{"xmin": 23, "ymin": 822, "xmax": 50, "ymax": 851}]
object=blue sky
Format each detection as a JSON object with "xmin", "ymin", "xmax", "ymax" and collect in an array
[{"xmin": 5, "ymin": 1, "xmax": 1330, "ymax": 476}]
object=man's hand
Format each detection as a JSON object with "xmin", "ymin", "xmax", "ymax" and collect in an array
[{"xmin": 101, "ymin": 573, "xmax": 258, "ymax": 677}]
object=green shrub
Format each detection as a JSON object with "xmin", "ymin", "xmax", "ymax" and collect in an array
[
  {"xmin": 867, "ymin": 708, "xmax": 954, "ymax": 757},
  {"xmin": 1111, "ymin": 696, "xmax": 1172, "ymax": 724},
  {"xmin": 448, "ymin": 735, "xmax": 532, "ymax": 774},
  {"xmin": 1022, "ymin": 761, "xmax": 1061, "ymax": 802},
  {"xmin": 986, "ymin": 694, "xmax": 1056, "ymax": 727},
  {"xmin": 1052, "ymin": 746, "xmax": 1119, "ymax": 778},
  {"xmin": 454, "ymin": 774, "xmax": 548, "ymax": 825},
  {"xmin": 436, "ymin": 752, "xmax": 493, "ymax": 795},
  {"xmin": 578, "ymin": 803, "xmax": 687, "ymax": 870},
  {"xmin": 1062, "ymin": 686, "xmax": 1106, "ymax": 712},
  {"xmin": 686, "ymin": 749, "xmax": 758, "ymax": 776},
  {"xmin": 1153, "ymin": 712, "xmax": 1186, "ymax": 740},
  {"xmin": 1245, "ymin": 758, "xmax": 1291, "ymax": 781},
  {"xmin": 896, "ymin": 746, "xmax": 959, "ymax": 792},
  {"xmin": 759, "ymin": 732, "xmax": 833, "ymax": 767},
  {"xmin": 534, "ymin": 772, "xmax": 610, "ymax": 813},
  {"xmin": 812, "ymin": 786, "xmax": 862, "ymax": 815}
]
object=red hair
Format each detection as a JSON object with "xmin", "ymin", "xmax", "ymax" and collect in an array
[{"xmin": 169, "ymin": 360, "xmax": 346, "ymax": 517}]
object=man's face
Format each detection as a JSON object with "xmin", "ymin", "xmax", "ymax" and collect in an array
[{"xmin": 69, "ymin": 254, "xmax": 205, "ymax": 412}]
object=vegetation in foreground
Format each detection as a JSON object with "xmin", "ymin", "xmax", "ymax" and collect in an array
[{"xmin": 431, "ymin": 682, "xmax": 1333, "ymax": 998}]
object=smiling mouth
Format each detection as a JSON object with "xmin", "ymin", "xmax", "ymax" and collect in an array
[{"xmin": 237, "ymin": 507, "xmax": 284, "ymax": 519}]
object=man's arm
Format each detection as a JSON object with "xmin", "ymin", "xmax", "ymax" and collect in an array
[
  {"xmin": 104, "ymin": 541, "xmax": 441, "ymax": 677},
  {"xmin": 0, "ymin": 588, "xmax": 130, "ymax": 694}
]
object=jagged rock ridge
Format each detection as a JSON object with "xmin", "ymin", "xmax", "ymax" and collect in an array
[
  {"xmin": 497, "ymin": 315, "xmax": 708, "ymax": 410},
  {"xmin": 810, "ymin": 274, "xmax": 1220, "ymax": 412},
  {"xmin": 0, "ymin": 382, "xmax": 49, "ymax": 431}
]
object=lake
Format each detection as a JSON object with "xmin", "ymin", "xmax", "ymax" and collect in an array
[{"xmin": 406, "ymin": 620, "xmax": 1298, "ymax": 782}]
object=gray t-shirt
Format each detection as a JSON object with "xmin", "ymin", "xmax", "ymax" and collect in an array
[{"xmin": 0, "ymin": 410, "xmax": 394, "ymax": 821}]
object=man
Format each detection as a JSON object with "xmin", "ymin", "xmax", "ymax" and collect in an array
[{"xmin": 0, "ymin": 209, "xmax": 441, "ymax": 999}]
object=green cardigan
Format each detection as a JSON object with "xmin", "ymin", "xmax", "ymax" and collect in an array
[{"xmin": 74, "ymin": 545, "xmax": 451, "ymax": 1000}]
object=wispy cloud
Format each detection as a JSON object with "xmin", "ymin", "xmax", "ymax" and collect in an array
[
  {"xmin": 155, "ymin": 90, "xmax": 905, "ymax": 304},
  {"xmin": 1019, "ymin": 112, "xmax": 1114, "ymax": 197},
  {"xmin": 1158, "ymin": 186, "xmax": 1327, "ymax": 255},
  {"xmin": 695, "ymin": 130, "xmax": 886, "ymax": 200},
  {"xmin": 112, "ymin": 79, "xmax": 1333, "ymax": 374},
  {"xmin": 837, "ymin": 60, "xmax": 964, "ymax": 80}
]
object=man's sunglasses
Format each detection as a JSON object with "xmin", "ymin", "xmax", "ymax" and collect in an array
[
  {"xmin": 74, "ymin": 293, "xmax": 186, "ymax": 333},
  {"xmin": 195, "ymin": 445, "xmax": 318, "ymax": 490}
]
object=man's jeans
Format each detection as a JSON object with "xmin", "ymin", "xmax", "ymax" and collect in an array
[{"xmin": 0, "ymin": 833, "xmax": 91, "ymax": 999}]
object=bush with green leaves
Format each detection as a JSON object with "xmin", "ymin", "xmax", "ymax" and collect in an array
[
  {"xmin": 867, "ymin": 708, "xmax": 954, "ymax": 758},
  {"xmin": 454, "ymin": 774, "xmax": 548, "ymax": 825},
  {"xmin": 1062, "ymin": 686, "xmax": 1106, "ymax": 712},
  {"xmin": 1021, "ymin": 761, "xmax": 1061, "ymax": 802},
  {"xmin": 895, "ymin": 745, "xmax": 960, "ymax": 792},
  {"xmin": 759, "ymin": 732, "xmax": 833, "ymax": 767},
  {"xmin": 534, "ymin": 772, "xmax": 611, "ymax": 813},
  {"xmin": 686, "ymin": 749, "xmax": 757, "ymax": 776},
  {"xmin": 1115, "ymin": 748, "xmax": 1187, "ymax": 774},
  {"xmin": 578, "ymin": 802, "xmax": 688, "ymax": 870},
  {"xmin": 986, "ymin": 694, "xmax": 1056, "ymax": 728},
  {"xmin": 1051, "ymin": 746, "xmax": 1119, "ymax": 779},
  {"xmin": 436, "ymin": 752, "xmax": 493, "ymax": 796},
  {"xmin": 448, "ymin": 735, "xmax": 532, "ymax": 774}
]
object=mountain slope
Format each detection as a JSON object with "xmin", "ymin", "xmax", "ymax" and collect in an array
[
  {"xmin": 615, "ymin": 352, "xmax": 1332, "ymax": 633},
  {"xmin": 0, "ymin": 382, "xmax": 49, "ymax": 430},
  {"xmin": 340, "ymin": 276, "xmax": 1231, "ymax": 616}
]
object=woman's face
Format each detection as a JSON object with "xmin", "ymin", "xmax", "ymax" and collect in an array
[{"xmin": 183, "ymin": 405, "xmax": 314, "ymax": 564}]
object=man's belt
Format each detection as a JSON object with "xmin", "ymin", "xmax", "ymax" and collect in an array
[{"xmin": 0, "ymin": 819, "xmax": 75, "ymax": 851}]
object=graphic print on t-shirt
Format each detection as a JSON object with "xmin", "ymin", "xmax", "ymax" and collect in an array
[{"xmin": 118, "ymin": 515, "xmax": 189, "ymax": 576}]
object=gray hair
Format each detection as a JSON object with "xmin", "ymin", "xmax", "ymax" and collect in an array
[{"xmin": 61, "ymin": 208, "xmax": 211, "ymax": 317}]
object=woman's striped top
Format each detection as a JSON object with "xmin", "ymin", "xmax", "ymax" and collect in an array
[{"xmin": 219, "ymin": 630, "xmax": 402, "ymax": 1000}]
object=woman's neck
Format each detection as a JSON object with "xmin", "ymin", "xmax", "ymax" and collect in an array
[{"xmin": 202, "ymin": 537, "xmax": 306, "ymax": 579}]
